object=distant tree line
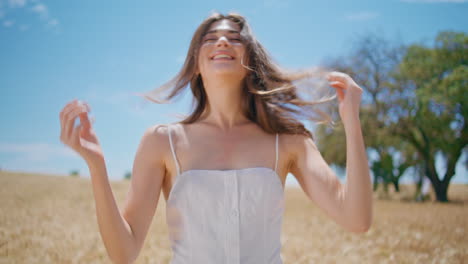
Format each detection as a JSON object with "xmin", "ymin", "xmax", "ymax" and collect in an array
[{"xmin": 69, "ymin": 169, "xmax": 132, "ymax": 180}]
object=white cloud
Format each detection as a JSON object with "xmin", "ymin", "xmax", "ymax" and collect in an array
[
  {"xmin": 0, "ymin": 0, "xmax": 59, "ymax": 31},
  {"xmin": 3, "ymin": 19, "xmax": 13, "ymax": 27},
  {"xmin": 345, "ymin": 12, "xmax": 379, "ymax": 21},
  {"xmin": 19, "ymin": 23, "xmax": 28, "ymax": 31},
  {"xmin": 8, "ymin": 0, "xmax": 27, "ymax": 8},
  {"xmin": 48, "ymin": 18, "xmax": 57, "ymax": 26},
  {"xmin": 31, "ymin": 2, "xmax": 46, "ymax": 17},
  {"xmin": 401, "ymin": 0, "xmax": 467, "ymax": 2},
  {"xmin": 0, "ymin": 142, "xmax": 79, "ymax": 162}
]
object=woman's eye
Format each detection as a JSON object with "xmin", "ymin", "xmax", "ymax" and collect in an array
[{"xmin": 202, "ymin": 37, "xmax": 242, "ymax": 43}]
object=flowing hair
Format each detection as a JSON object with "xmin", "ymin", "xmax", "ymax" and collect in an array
[{"xmin": 137, "ymin": 12, "xmax": 336, "ymax": 139}]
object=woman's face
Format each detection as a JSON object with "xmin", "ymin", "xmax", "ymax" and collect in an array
[{"xmin": 197, "ymin": 19, "xmax": 248, "ymax": 82}]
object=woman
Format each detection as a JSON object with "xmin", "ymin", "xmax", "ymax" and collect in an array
[{"xmin": 59, "ymin": 12, "xmax": 372, "ymax": 264}]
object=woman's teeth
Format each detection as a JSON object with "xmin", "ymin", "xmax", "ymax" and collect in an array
[{"xmin": 212, "ymin": 54, "xmax": 233, "ymax": 60}]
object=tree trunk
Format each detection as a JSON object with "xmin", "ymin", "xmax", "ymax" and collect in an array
[
  {"xmin": 413, "ymin": 173, "xmax": 423, "ymax": 201},
  {"xmin": 434, "ymin": 183, "xmax": 449, "ymax": 202},
  {"xmin": 373, "ymin": 176, "xmax": 379, "ymax": 191},
  {"xmin": 383, "ymin": 182, "xmax": 389, "ymax": 193},
  {"xmin": 425, "ymin": 147, "xmax": 463, "ymax": 202},
  {"xmin": 392, "ymin": 180, "xmax": 400, "ymax": 192},
  {"xmin": 425, "ymin": 162, "xmax": 450, "ymax": 202}
]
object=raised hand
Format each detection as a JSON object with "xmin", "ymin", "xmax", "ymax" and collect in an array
[
  {"xmin": 326, "ymin": 71, "xmax": 363, "ymax": 124},
  {"xmin": 59, "ymin": 99, "xmax": 104, "ymax": 165}
]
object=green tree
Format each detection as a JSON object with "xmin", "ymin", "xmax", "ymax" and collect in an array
[
  {"xmin": 124, "ymin": 171, "xmax": 132, "ymax": 180},
  {"xmin": 70, "ymin": 169, "xmax": 80, "ymax": 177},
  {"xmin": 389, "ymin": 31, "xmax": 467, "ymax": 202}
]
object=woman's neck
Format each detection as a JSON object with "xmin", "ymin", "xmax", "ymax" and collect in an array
[{"xmin": 199, "ymin": 77, "xmax": 250, "ymax": 131}]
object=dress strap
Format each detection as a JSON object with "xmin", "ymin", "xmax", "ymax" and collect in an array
[
  {"xmin": 168, "ymin": 124, "xmax": 181, "ymax": 176},
  {"xmin": 274, "ymin": 133, "xmax": 279, "ymax": 173}
]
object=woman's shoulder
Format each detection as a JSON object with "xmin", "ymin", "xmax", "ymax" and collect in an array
[
  {"xmin": 145, "ymin": 123, "xmax": 169, "ymax": 135},
  {"xmin": 139, "ymin": 123, "xmax": 183, "ymax": 163},
  {"xmin": 142, "ymin": 122, "xmax": 187, "ymax": 145},
  {"xmin": 132, "ymin": 124, "xmax": 172, "ymax": 170},
  {"xmin": 146, "ymin": 122, "xmax": 181, "ymax": 134},
  {"xmin": 140, "ymin": 123, "xmax": 184, "ymax": 149}
]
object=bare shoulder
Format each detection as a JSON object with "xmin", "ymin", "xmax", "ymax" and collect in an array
[
  {"xmin": 141, "ymin": 124, "xmax": 170, "ymax": 147},
  {"xmin": 138, "ymin": 123, "xmax": 173, "ymax": 167},
  {"xmin": 146, "ymin": 123, "xmax": 170, "ymax": 137}
]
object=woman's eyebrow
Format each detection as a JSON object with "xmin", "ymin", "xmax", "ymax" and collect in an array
[{"xmin": 204, "ymin": 29, "xmax": 240, "ymax": 35}]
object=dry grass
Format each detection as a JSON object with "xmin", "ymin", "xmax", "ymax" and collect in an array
[{"xmin": 1, "ymin": 171, "xmax": 466, "ymax": 264}]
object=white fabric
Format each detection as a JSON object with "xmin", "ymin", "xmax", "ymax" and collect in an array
[{"xmin": 165, "ymin": 124, "xmax": 285, "ymax": 264}]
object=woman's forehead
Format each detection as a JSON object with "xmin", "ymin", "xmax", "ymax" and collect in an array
[{"xmin": 207, "ymin": 19, "xmax": 240, "ymax": 33}]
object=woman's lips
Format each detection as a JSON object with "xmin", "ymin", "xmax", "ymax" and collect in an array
[{"xmin": 210, "ymin": 52, "xmax": 235, "ymax": 60}]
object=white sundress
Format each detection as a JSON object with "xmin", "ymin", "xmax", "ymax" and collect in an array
[{"xmin": 164, "ymin": 124, "xmax": 285, "ymax": 264}]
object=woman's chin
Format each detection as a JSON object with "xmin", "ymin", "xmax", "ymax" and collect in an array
[{"xmin": 209, "ymin": 67, "xmax": 244, "ymax": 77}]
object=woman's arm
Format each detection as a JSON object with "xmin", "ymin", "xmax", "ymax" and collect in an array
[
  {"xmin": 341, "ymin": 114, "xmax": 373, "ymax": 232},
  {"xmin": 59, "ymin": 100, "xmax": 167, "ymax": 263},
  {"xmin": 89, "ymin": 162, "xmax": 137, "ymax": 264},
  {"xmin": 90, "ymin": 125, "xmax": 167, "ymax": 263},
  {"xmin": 289, "ymin": 72, "xmax": 372, "ymax": 233},
  {"xmin": 329, "ymin": 71, "xmax": 372, "ymax": 232},
  {"xmin": 119, "ymin": 124, "xmax": 168, "ymax": 263}
]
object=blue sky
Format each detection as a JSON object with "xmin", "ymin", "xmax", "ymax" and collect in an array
[{"xmin": 1, "ymin": 0, "xmax": 467, "ymax": 185}]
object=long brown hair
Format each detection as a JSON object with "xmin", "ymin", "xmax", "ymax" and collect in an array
[{"xmin": 138, "ymin": 12, "xmax": 336, "ymax": 139}]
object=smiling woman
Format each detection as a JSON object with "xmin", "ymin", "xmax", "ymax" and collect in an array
[{"xmin": 59, "ymin": 11, "xmax": 372, "ymax": 264}]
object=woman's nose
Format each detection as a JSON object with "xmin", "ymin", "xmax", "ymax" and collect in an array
[{"xmin": 216, "ymin": 36, "xmax": 230, "ymax": 47}]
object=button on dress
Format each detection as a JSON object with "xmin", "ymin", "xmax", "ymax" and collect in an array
[{"xmin": 165, "ymin": 124, "xmax": 285, "ymax": 264}]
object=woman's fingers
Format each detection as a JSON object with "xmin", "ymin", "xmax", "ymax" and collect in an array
[
  {"xmin": 65, "ymin": 107, "xmax": 85, "ymax": 141},
  {"xmin": 59, "ymin": 99, "xmax": 77, "ymax": 118},
  {"xmin": 62, "ymin": 106, "xmax": 78, "ymax": 139},
  {"xmin": 327, "ymin": 71, "xmax": 350, "ymax": 85},
  {"xmin": 60, "ymin": 100, "xmax": 81, "ymax": 132},
  {"xmin": 335, "ymin": 87, "xmax": 345, "ymax": 102},
  {"xmin": 70, "ymin": 121, "xmax": 82, "ymax": 149},
  {"xmin": 79, "ymin": 110, "xmax": 92, "ymax": 130},
  {"xmin": 327, "ymin": 71, "xmax": 362, "ymax": 93},
  {"xmin": 329, "ymin": 81, "xmax": 346, "ymax": 101},
  {"xmin": 330, "ymin": 81, "xmax": 346, "ymax": 89},
  {"xmin": 63, "ymin": 107, "xmax": 78, "ymax": 139},
  {"xmin": 326, "ymin": 71, "xmax": 364, "ymax": 119},
  {"xmin": 60, "ymin": 100, "xmax": 90, "ymax": 122},
  {"xmin": 60, "ymin": 100, "xmax": 76, "ymax": 134},
  {"xmin": 60, "ymin": 100, "xmax": 91, "ymax": 145}
]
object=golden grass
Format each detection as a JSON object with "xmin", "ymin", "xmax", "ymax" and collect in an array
[{"xmin": 1, "ymin": 171, "xmax": 466, "ymax": 264}]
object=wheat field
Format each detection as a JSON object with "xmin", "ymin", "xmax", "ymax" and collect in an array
[{"xmin": 1, "ymin": 171, "xmax": 466, "ymax": 264}]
